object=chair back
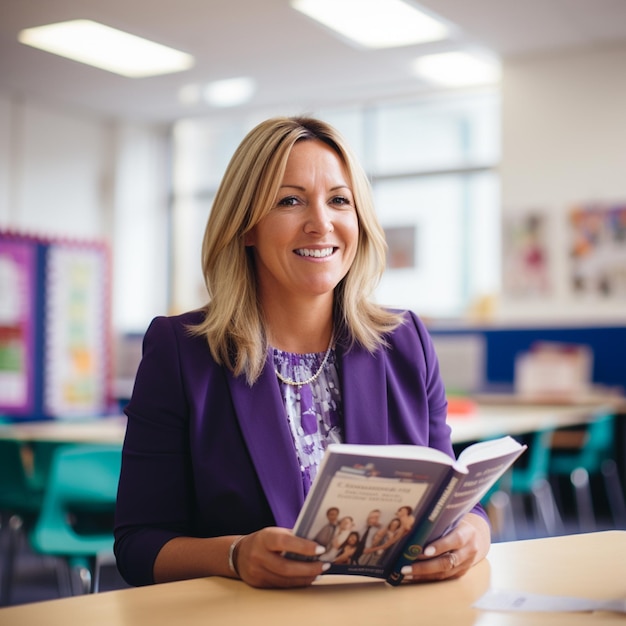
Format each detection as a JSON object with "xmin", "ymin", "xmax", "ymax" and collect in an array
[
  {"xmin": 0, "ymin": 439, "xmax": 44, "ymax": 516},
  {"xmin": 510, "ymin": 428, "xmax": 554, "ymax": 493},
  {"xmin": 550, "ymin": 412, "xmax": 616, "ymax": 475},
  {"xmin": 29, "ymin": 444, "xmax": 122, "ymax": 557},
  {"xmin": 578, "ymin": 413, "xmax": 615, "ymax": 470},
  {"xmin": 29, "ymin": 440, "xmax": 66, "ymax": 491}
]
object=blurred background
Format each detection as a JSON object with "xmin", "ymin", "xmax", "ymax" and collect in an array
[
  {"xmin": 1, "ymin": 0, "xmax": 626, "ymax": 606},
  {"xmin": 3, "ymin": 0, "xmax": 626, "ymax": 334}
]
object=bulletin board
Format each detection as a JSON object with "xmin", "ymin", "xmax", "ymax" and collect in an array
[
  {"xmin": 44, "ymin": 241, "xmax": 111, "ymax": 417},
  {"xmin": 0, "ymin": 231, "xmax": 112, "ymax": 420},
  {"xmin": 0, "ymin": 236, "xmax": 38, "ymax": 415}
]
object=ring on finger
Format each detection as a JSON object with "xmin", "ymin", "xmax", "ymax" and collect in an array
[{"xmin": 446, "ymin": 551, "xmax": 457, "ymax": 569}]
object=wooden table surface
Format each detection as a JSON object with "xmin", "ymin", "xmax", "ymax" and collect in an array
[
  {"xmin": 1, "ymin": 531, "xmax": 624, "ymax": 626},
  {"xmin": 0, "ymin": 400, "xmax": 613, "ymax": 447}
]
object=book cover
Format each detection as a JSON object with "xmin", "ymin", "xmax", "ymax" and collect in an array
[{"xmin": 291, "ymin": 436, "xmax": 526, "ymax": 582}]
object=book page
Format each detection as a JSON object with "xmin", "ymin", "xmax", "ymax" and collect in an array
[
  {"xmin": 456, "ymin": 435, "xmax": 525, "ymax": 468},
  {"xmin": 425, "ymin": 443, "xmax": 526, "ymax": 542}
]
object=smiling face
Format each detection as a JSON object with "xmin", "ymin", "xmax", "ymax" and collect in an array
[
  {"xmin": 327, "ymin": 508, "xmax": 340, "ymax": 524},
  {"xmin": 245, "ymin": 139, "xmax": 359, "ymax": 309},
  {"xmin": 347, "ymin": 532, "xmax": 359, "ymax": 545}
]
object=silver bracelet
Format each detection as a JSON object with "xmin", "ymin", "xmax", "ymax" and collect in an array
[{"xmin": 228, "ymin": 535, "xmax": 245, "ymax": 578}]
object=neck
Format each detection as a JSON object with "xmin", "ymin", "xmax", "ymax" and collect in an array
[
  {"xmin": 263, "ymin": 297, "xmax": 334, "ymax": 353},
  {"xmin": 269, "ymin": 320, "xmax": 334, "ymax": 353}
]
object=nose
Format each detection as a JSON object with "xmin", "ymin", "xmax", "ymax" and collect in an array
[{"xmin": 304, "ymin": 200, "xmax": 333, "ymax": 235}]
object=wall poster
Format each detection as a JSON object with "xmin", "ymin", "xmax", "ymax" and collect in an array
[
  {"xmin": 384, "ymin": 226, "xmax": 416, "ymax": 269},
  {"xmin": 0, "ymin": 237, "xmax": 37, "ymax": 414},
  {"xmin": 44, "ymin": 242, "xmax": 111, "ymax": 417},
  {"xmin": 569, "ymin": 203, "xmax": 626, "ymax": 298},
  {"xmin": 502, "ymin": 212, "xmax": 551, "ymax": 297}
]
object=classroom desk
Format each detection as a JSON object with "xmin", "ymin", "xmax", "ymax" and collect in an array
[
  {"xmin": 0, "ymin": 403, "xmax": 611, "ymax": 448},
  {"xmin": 0, "ymin": 531, "xmax": 623, "ymax": 626},
  {"xmin": 448, "ymin": 402, "xmax": 614, "ymax": 444},
  {"xmin": 0, "ymin": 415, "xmax": 127, "ymax": 445}
]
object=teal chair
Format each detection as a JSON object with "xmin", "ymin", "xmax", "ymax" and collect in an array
[
  {"xmin": 0, "ymin": 440, "xmax": 50, "ymax": 606},
  {"xmin": 0, "ymin": 439, "xmax": 47, "ymax": 605},
  {"xmin": 549, "ymin": 413, "xmax": 626, "ymax": 531},
  {"xmin": 0, "ymin": 439, "xmax": 45, "ymax": 514},
  {"xmin": 486, "ymin": 428, "xmax": 562, "ymax": 540},
  {"xmin": 28, "ymin": 444, "xmax": 122, "ymax": 595},
  {"xmin": 29, "ymin": 440, "xmax": 67, "ymax": 491}
]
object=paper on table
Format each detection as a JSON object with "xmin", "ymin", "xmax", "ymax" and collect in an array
[{"xmin": 474, "ymin": 590, "xmax": 626, "ymax": 614}]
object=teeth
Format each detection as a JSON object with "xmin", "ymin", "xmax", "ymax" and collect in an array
[{"xmin": 296, "ymin": 247, "xmax": 334, "ymax": 258}]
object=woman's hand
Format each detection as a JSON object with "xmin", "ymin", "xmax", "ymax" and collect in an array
[
  {"xmin": 234, "ymin": 527, "xmax": 329, "ymax": 588},
  {"xmin": 399, "ymin": 513, "xmax": 490, "ymax": 583}
]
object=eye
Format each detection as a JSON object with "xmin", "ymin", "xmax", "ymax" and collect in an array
[
  {"xmin": 276, "ymin": 195, "xmax": 300, "ymax": 207},
  {"xmin": 330, "ymin": 195, "xmax": 353, "ymax": 207}
]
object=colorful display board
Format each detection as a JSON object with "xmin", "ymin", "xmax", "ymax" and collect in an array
[{"xmin": 0, "ymin": 232, "xmax": 112, "ymax": 420}]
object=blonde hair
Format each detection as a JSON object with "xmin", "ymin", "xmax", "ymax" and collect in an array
[{"xmin": 191, "ymin": 116, "xmax": 403, "ymax": 384}]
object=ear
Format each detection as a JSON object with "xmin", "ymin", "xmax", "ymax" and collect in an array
[{"xmin": 244, "ymin": 228, "xmax": 256, "ymax": 247}]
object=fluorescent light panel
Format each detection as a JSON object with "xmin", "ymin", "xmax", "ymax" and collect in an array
[
  {"xmin": 413, "ymin": 51, "xmax": 500, "ymax": 86},
  {"xmin": 178, "ymin": 77, "xmax": 256, "ymax": 108},
  {"xmin": 203, "ymin": 77, "xmax": 256, "ymax": 107},
  {"xmin": 18, "ymin": 19, "xmax": 194, "ymax": 78},
  {"xmin": 291, "ymin": 0, "xmax": 448, "ymax": 48}
]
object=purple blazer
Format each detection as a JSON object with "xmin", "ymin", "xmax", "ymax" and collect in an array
[{"xmin": 114, "ymin": 309, "xmax": 487, "ymax": 586}]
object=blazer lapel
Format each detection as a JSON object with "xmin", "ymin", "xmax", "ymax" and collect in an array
[
  {"xmin": 226, "ymin": 343, "xmax": 390, "ymax": 526},
  {"xmin": 339, "ymin": 343, "xmax": 389, "ymax": 444},
  {"xmin": 227, "ymin": 363, "xmax": 305, "ymax": 527}
]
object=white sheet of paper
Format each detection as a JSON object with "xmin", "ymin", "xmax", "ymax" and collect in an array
[{"xmin": 474, "ymin": 590, "xmax": 626, "ymax": 614}]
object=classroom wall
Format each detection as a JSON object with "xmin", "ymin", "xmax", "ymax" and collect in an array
[
  {"xmin": 0, "ymin": 94, "xmax": 170, "ymax": 334},
  {"xmin": 110, "ymin": 123, "xmax": 170, "ymax": 332},
  {"xmin": 430, "ymin": 324, "xmax": 626, "ymax": 393},
  {"xmin": 0, "ymin": 98, "xmax": 108, "ymax": 233},
  {"xmin": 0, "ymin": 97, "xmax": 11, "ymax": 222},
  {"xmin": 499, "ymin": 43, "xmax": 626, "ymax": 324},
  {"xmin": 3, "ymin": 42, "xmax": 626, "ymax": 334}
]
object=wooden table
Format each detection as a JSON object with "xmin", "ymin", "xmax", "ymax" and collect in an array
[
  {"xmin": 0, "ymin": 531, "xmax": 623, "ymax": 625},
  {"xmin": 448, "ymin": 402, "xmax": 615, "ymax": 444},
  {"xmin": 0, "ymin": 415, "xmax": 126, "ymax": 444},
  {"xmin": 0, "ymin": 402, "xmax": 610, "ymax": 448},
  {"xmin": 0, "ymin": 416, "xmax": 126, "ymax": 486}
]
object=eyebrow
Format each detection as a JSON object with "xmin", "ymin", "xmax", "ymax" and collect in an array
[{"xmin": 279, "ymin": 184, "xmax": 352, "ymax": 192}]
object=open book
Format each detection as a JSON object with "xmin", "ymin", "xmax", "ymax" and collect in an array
[{"xmin": 291, "ymin": 436, "xmax": 526, "ymax": 585}]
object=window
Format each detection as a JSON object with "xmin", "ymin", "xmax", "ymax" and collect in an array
[
  {"xmin": 322, "ymin": 91, "xmax": 501, "ymax": 318},
  {"xmin": 171, "ymin": 89, "xmax": 500, "ymax": 318}
]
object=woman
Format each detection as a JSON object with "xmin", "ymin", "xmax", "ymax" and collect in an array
[
  {"xmin": 323, "ymin": 516, "xmax": 355, "ymax": 562},
  {"xmin": 396, "ymin": 505, "xmax": 416, "ymax": 535},
  {"xmin": 114, "ymin": 116, "xmax": 490, "ymax": 590},
  {"xmin": 333, "ymin": 531, "xmax": 360, "ymax": 565}
]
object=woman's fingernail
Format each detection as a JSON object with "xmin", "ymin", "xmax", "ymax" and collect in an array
[
  {"xmin": 401, "ymin": 565, "xmax": 412, "ymax": 575},
  {"xmin": 424, "ymin": 545, "xmax": 436, "ymax": 557},
  {"xmin": 315, "ymin": 545, "xmax": 326, "ymax": 555},
  {"xmin": 321, "ymin": 562, "xmax": 331, "ymax": 571}
]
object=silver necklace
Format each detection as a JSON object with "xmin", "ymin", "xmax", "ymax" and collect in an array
[{"xmin": 274, "ymin": 335, "xmax": 334, "ymax": 388}]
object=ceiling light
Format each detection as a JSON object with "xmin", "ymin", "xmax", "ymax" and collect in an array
[
  {"xmin": 202, "ymin": 77, "xmax": 256, "ymax": 107},
  {"xmin": 412, "ymin": 51, "xmax": 500, "ymax": 86},
  {"xmin": 18, "ymin": 19, "xmax": 194, "ymax": 78},
  {"xmin": 291, "ymin": 0, "xmax": 448, "ymax": 48},
  {"xmin": 178, "ymin": 83, "xmax": 202, "ymax": 106}
]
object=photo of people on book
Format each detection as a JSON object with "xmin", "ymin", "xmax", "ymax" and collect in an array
[
  {"xmin": 311, "ymin": 504, "xmax": 418, "ymax": 569},
  {"xmin": 302, "ymin": 462, "xmax": 432, "ymax": 574}
]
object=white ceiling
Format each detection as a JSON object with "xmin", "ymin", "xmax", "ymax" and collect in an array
[{"xmin": 2, "ymin": 0, "xmax": 626, "ymax": 124}]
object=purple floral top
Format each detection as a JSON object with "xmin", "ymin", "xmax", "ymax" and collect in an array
[{"xmin": 273, "ymin": 347, "xmax": 343, "ymax": 495}]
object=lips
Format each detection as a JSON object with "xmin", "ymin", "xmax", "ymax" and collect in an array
[{"xmin": 294, "ymin": 247, "xmax": 335, "ymax": 258}]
